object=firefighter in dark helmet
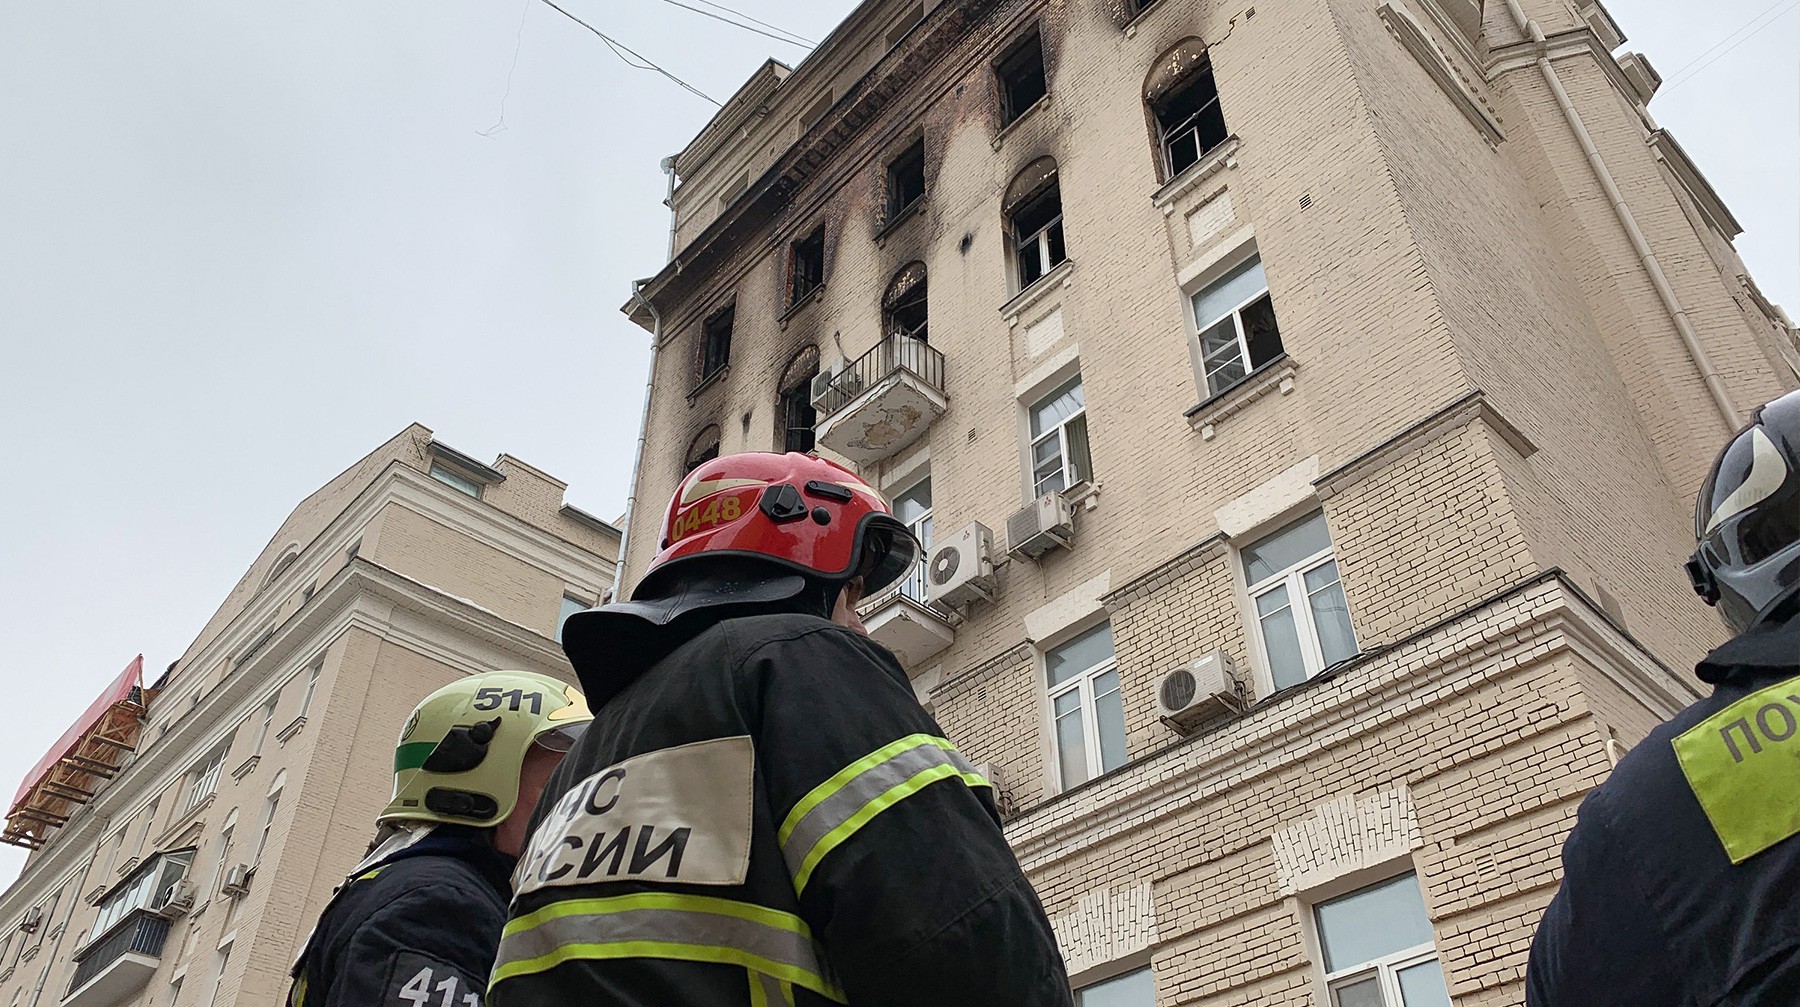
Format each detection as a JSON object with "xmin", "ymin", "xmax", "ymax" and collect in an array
[
  {"xmin": 288, "ymin": 670, "xmax": 591, "ymax": 1007},
  {"xmin": 489, "ymin": 452, "xmax": 1073, "ymax": 1007},
  {"xmin": 1527, "ymin": 389, "xmax": 1800, "ymax": 1005}
]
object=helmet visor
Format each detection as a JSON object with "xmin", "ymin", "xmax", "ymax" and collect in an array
[
  {"xmin": 533, "ymin": 722, "xmax": 587, "ymax": 754},
  {"xmin": 858, "ymin": 519, "xmax": 922, "ymax": 594}
]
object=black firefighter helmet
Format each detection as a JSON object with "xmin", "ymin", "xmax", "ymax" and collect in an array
[{"xmin": 1688, "ymin": 389, "xmax": 1800, "ymax": 634}]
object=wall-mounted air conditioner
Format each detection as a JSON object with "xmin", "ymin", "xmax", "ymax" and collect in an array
[
  {"xmin": 152, "ymin": 881, "xmax": 195, "ymax": 919},
  {"xmin": 220, "ymin": 864, "xmax": 252, "ymax": 899},
  {"xmin": 1155, "ymin": 651, "xmax": 1243, "ymax": 731},
  {"xmin": 809, "ymin": 358, "xmax": 861, "ymax": 410},
  {"xmin": 1006, "ymin": 493, "xmax": 1074, "ymax": 560},
  {"xmin": 926, "ymin": 522, "xmax": 997, "ymax": 608}
]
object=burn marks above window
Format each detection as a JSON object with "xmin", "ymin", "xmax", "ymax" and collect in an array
[
  {"xmin": 885, "ymin": 138, "xmax": 927, "ymax": 225},
  {"xmin": 1006, "ymin": 157, "xmax": 1067, "ymax": 291},
  {"xmin": 884, "ymin": 262, "xmax": 928, "ymax": 342},
  {"xmin": 1147, "ymin": 40, "xmax": 1229, "ymax": 180},
  {"xmin": 697, "ymin": 302, "xmax": 734, "ymax": 388},
  {"xmin": 788, "ymin": 227, "xmax": 826, "ymax": 307}
]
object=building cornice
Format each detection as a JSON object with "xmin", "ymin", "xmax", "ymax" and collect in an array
[{"xmin": 1313, "ymin": 388, "xmax": 1536, "ymax": 500}]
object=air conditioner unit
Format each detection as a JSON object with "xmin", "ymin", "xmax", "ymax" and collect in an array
[
  {"xmin": 925, "ymin": 522, "xmax": 997, "ymax": 608},
  {"xmin": 1006, "ymin": 493, "xmax": 1074, "ymax": 560},
  {"xmin": 970, "ymin": 762, "xmax": 1016, "ymax": 821},
  {"xmin": 1155, "ymin": 651, "xmax": 1243, "ymax": 731},
  {"xmin": 17, "ymin": 908, "xmax": 41, "ymax": 935},
  {"xmin": 220, "ymin": 864, "xmax": 252, "ymax": 899},
  {"xmin": 809, "ymin": 358, "xmax": 861, "ymax": 410},
  {"xmin": 151, "ymin": 881, "xmax": 195, "ymax": 919}
]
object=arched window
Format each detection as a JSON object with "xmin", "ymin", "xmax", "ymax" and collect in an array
[
  {"xmin": 685, "ymin": 425, "xmax": 721, "ymax": 473},
  {"xmin": 262, "ymin": 547, "xmax": 300, "ymax": 590},
  {"xmin": 1146, "ymin": 39, "xmax": 1227, "ymax": 179},
  {"xmin": 776, "ymin": 346, "xmax": 820, "ymax": 453},
  {"xmin": 1004, "ymin": 157, "xmax": 1065, "ymax": 290},
  {"xmin": 883, "ymin": 262, "xmax": 928, "ymax": 341}
]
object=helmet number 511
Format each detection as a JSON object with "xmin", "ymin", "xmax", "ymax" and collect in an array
[{"xmin": 472, "ymin": 688, "xmax": 542, "ymax": 714}]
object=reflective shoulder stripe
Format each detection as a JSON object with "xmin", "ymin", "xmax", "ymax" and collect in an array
[
  {"xmin": 778, "ymin": 733, "xmax": 991, "ymax": 896},
  {"xmin": 747, "ymin": 967, "xmax": 797, "ymax": 1007},
  {"xmin": 491, "ymin": 893, "xmax": 845, "ymax": 1003},
  {"xmin": 353, "ymin": 868, "xmax": 383, "ymax": 883}
]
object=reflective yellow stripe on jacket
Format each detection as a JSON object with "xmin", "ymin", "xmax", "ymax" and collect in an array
[
  {"xmin": 491, "ymin": 892, "xmax": 845, "ymax": 1002},
  {"xmin": 778, "ymin": 734, "xmax": 992, "ymax": 896}
]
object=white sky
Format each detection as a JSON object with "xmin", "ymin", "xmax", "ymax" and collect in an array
[{"xmin": 0, "ymin": 0, "xmax": 1793, "ymax": 883}]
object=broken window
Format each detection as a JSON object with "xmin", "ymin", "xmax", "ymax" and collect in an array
[
  {"xmin": 1123, "ymin": 0, "xmax": 1162, "ymax": 19},
  {"xmin": 698, "ymin": 303, "xmax": 733, "ymax": 385},
  {"xmin": 777, "ymin": 348, "xmax": 819, "ymax": 454},
  {"xmin": 1148, "ymin": 40, "xmax": 1228, "ymax": 178},
  {"xmin": 886, "ymin": 139, "xmax": 927, "ymax": 222},
  {"xmin": 1192, "ymin": 253, "xmax": 1283, "ymax": 396},
  {"xmin": 685, "ymin": 425, "xmax": 721, "ymax": 473},
  {"xmin": 1006, "ymin": 157, "xmax": 1066, "ymax": 290},
  {"xmin": 996, "ymin": 31, "xmax": 1047, "ymax": 126},
  {"xmin": 883, "ymin": 262, "xmax": 928, "ymax": 341},
  {"xmin": 789, "ymin": 228, "xmax": 825, "ymax": 305}
]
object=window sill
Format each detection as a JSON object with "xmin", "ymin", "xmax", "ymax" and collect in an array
[
  {"xmin": 116, "ymin": 855, "xmax": 140, "ymax": 877},
  {"xmin": 992, "ymin": 92, "xmax": 1052, "ymax": 151},
  {"xmin": 1185, "ymin": 355, "xmax": 1298, "ymax": 438},
  {"xmin": 687, "ymin": 366, "xmax": 730, "ymax": 402},
  {"xmin": 230, "ymin": 755, "xmax": 260, "ymax": 782},
  {"xmin": 20, "ymin": 945, "xmax": 38, "ymax": 964},
  {"xmin": 1152, "ymin": 135, "xmax": 1242, "ymax": 216},
  {"xmin": 1065, "ymin": 479, "xmax": 1103, "ymax": 512},
  {"xmin": 157, "ymin": 793, "xmax": 215, "ymax": 846},
  {"xmin": 276, "ymin": 716, "xmax": 307, "ymax": 746},
  {"xmin": 779, "ymin": 284, "xmax": 826, "ymax": 325},
  {"xmin": 1000, "ymin": 258, "xmax": 1076, "ymax": 326},
  {"xmin": 875, "ymin": 196, "xmax": 927, "ymax": 243},
  {"xmin": 0, "ymin": 966, "xmax": 13, "ymax": 983}
]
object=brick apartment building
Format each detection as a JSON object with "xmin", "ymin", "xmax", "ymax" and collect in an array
[
  {"xmin": 618, "ymin": 0, "xmax": 1798, "ymax": 1003},
  {"xmin": 0, "ymin": 426, "xmax": 617, "ymax": 1007}
]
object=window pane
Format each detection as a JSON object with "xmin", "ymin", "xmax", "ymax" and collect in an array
[
  {"xmin": 1397, "ymin": 960, "xmax": 1451, "ymax": 1007},
  {"xmin": 1046, "ymin": 219, "xmax": 1067, "ymax": 269},
  {"xmin": 1046, "ymin": 622, "xmax": 1115, "ymax": 687},
  {"xmin": 1255, "ymin": 585, "xmax": 1308, "ymax": 690},
  {"xmin": 1093, "ymin": 670, "xmax": 1128, "ymax": 773},
  {"xmin": 1242, "ymin": 293, "xmax": 1284, "ymax": 368},
  {"xmin": 893, "ymin": 477, "xmax": 933, "ymax": 524},
  {"xmin": 1306, "ymin": 562, "xmax": 1358, "ymax": 666},
  {"xmin": 1316, "ymin": 874, "xmax": 1435, "ymax": 973},
  {"xmin": 1065, "ymin": 413, "xmax": 1092, "ymax": 484},
  {"xmin": 1191, "ymin": 254, "xmax": 1268, "ymax": 328},
  {"xmin": 1030, "ymin": 376, "xmax": 1085, "ymax": 437},
  {"xmin": 1198, "ymin": 315, "xmax": 1243, "ymax": 361},
  {"xmin": 556, "ymin": 595, "xmax": 586, "ymax": 644},
  {"xmin": 1078, "ymin": 968, "xmax": 1154, "ymax": 1007},
  {"xmin": 1054, "ymin": 694, "xmax": 1088, "ymax": 788},
  {"xmin": 1242, "ymin": 512, "xmax": 1332, "ymax": 585},
  {"xmin": 1331, "ymin": 976, "xmax": 1385, "ymax": 1007},
  {"xmin": 1206, "ymin": 354, "xmax": 1248, "ymax": 396}
]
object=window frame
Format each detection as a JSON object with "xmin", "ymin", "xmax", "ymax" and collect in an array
[
  {"xmin": 426, "ymin": 463, "xmax": 483, "ymax": 499},
  {"xmin": 253, "ymin": 774, "xmax": 285, "ymax": 865},
  {"xmin": 1042, "ymin": 621, "xmax": 1127, "ymax": 792},
  {"xmin": 698, "ymin": 303, "xmax": 734, "ymax": 386},
  {"xmin": 885, "ymin": 138, "xmax": 927, "ymax": 223},
  {"xmin": 788, "ymin": 227, "xmax": 826, "ymax": 306},
  {"xmin": 1150, "ymin": 55, "xmax": 1227, "ymax": 180},
  {"xmin": 556, "ymin": 594, "xmax": 588, "ymax": 644},
  {"xmin": 251, "ymin": 695, "xmax": 278, "ymax": 756},
  {"xmin": 1027, "ymin": 374, "xmax": 1090, "ymax": 498},
  {"xmin": 995, "ymin": 29, "xmax": 1048, "ymax": 126},
  {"xmin": 779, "ymin": 383, "xmax": 817, "ymax": 454},
  {"xmin": 1188, "ymin": 252, "xmax": 1284, "ymax": 398},
  {"xmin": 889, "ymin": 473, "xmax": 933, "ymax": 603},
  {"xmin": 182, "ymin": 744, "xmax": 229, "ymax": 814},
  {"xmin": 1237, "ymin": 512, "xmax": 1357, "ymax": 695},
  {"xmin": 1309, "ymin": 872, "xmax": 1450, "ymax": 1007},
  {"xmin": 1075, "ymin": 966, "xmax": 1155, "ymax": 1006},
  {"xmin": 1011, "ymin": 180, "xmax": 1066, "ymax": 291}
]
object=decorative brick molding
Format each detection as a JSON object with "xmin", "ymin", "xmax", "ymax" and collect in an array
[
  {"xmin": 1271, "ymin": 785, "xmax": 1422, "ymax": 895},
  {"xmin": 1049, "ymin": 883, "xmax": 1157, "ymax": 976},
  {"xmin": 932, "ymin": 643, "xmax": 1033, "ymax": 702}
]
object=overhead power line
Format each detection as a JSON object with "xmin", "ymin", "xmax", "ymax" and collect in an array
[
  {"xmin": 1663, "ymin": 0, "xmax": 1800, "ymax": 91},
  {"xmin": 651, "ymin": 0, "xmax": 815, "ymax": 48},
  {"xmin": 683, "ymin": 0, "xmax": 816, "ymax": 45},
  {"xmin": 537, "ymin": 0, "xmax": 721, "ymax": 106}
]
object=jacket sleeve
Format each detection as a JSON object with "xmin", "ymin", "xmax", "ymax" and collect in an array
[
  {"xmin": 321, "ymin": 883, "xmax": 504, "ymax": 1007},
  {"xmin": 1526, "ymin": 788, "xmax": 1672, "ymax": 1007},
  {"xmin": 749, "ymin": 625, "xmax": 1074, "ymax": 1007}
]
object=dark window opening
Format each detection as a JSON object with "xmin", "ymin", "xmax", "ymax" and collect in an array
[
  {"xmin": 685, "ymin": 426, "xmax": 721, "ymax": 473},
  {"xmin": 997, "ymin": 32, "xmax": 1047, "ymax": 126},
  {"xmin": 699, "ymin": 304, "xmax": 733, "ymax": 384},
  {"xmin": 1012, "ymin": 181, "xmax": 1066, "ymax": 289},
  {"xmin": 780, "ymin": 386, "xmax": 817, "ymax": 454},
  {"xmin": 789, "ymin": 228, "xmax": 825, "ymax": 305},
  {"xmin": 1125, "ymin": 0, "xmax": 1162, "ymax": 18},
  {"xmin": 884, "ymin": 263, "xmax": 928, "ymax": 341},
  {"xmin": 886, "ymin": 140, "xmax": 927, "ymax": 222},
  {"xmin": 1151, "ymin": 55, "xmax": 1227, "ymax": 178}
]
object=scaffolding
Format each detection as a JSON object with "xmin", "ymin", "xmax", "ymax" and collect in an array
[{"xmin": 4, "ymin": 657, "xmax": 153, "ymax": 850}]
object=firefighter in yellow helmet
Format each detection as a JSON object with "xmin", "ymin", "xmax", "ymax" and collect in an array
[{"xmin": 288, "ymin": 670, "xmax": 590, "ymax": 1007}]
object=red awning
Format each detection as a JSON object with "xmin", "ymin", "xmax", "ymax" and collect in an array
[{"xmin": 4, "ymin": 657, "xmax": 151, "ymax": 849}]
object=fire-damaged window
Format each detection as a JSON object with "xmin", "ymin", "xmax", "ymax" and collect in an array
[
  {"xmin": 1148, "ymin": 39, "xmax": 1229, "ymax": 180},
  {"xmin": 698, "ymin": 303, "xmax": 733, "ymax": 386},
  {"xmin": 685, "ymin": 424, "xmax": 721, "ymax": 473},
  {"xmin": 1191, "ymin": 252, "xmax": 1283, "ymax": 397},
  {"xmin": 883, "ymin": 262, "xmax": 928, "ymax": 341},
  {"xmin": 886, "ymin": 138, "xmax": 927, "ymax": 223},
  {"xmin": 996, "ymin": 30, "xmax": 1047, "ymax": 126},
  {"xmin": 788, "ymin": 227, "xmax": 825, "ymax": 306},
  {"xmin": 1006, "ymin": 157, "xmax": 1066, "ymax": 290},
  {"xmin": 777, "ymin": 347, "xmax": 819, "ymax": 454}
]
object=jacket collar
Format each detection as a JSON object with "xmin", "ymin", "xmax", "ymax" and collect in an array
[{"xmin": 1696, "ymin": 618, "xmax": 1800, "ymax": 685}]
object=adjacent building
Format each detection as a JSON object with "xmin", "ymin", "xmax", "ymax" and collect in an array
[
  {"xmin": 0, "ymin": 425, "xmax": 617, "ymax": 1007},
  {"xmin": 620, "ymin": 0, "xmax": 1797, "ymax": 1003}
]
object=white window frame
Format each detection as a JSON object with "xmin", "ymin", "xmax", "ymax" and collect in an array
[
  {"xmin": 183, "ymin": 745, "xmax": 228, "ymax": 814},
  {"xmin": 1028, "ymin": 375, "xmax": 1089, "ymax": 498},
  {"xmin": 1309, "ymin": 872, "xmax": 1449, "ymax": 1007},
  {"xmin": 890, "ymin": 474, "xmax": 933, "ymax": 603},
  {"xmin": 1239, "ymin": 514, "xmax": 1356, "ymax": 694},
  {"xmin": 1043, "ymin": 621, "xmax": 1126, "ymax": 792},
  {"xmin": 1012, "ymin": 185, "xmax": 1066, "ymax": 291},
  {"xmin": 297, "ymin": 663, "xmax": 322, "ymax": 719},
  {"xmin": 1191, "ymin": 253, "xmax": 1279, "ymax": 398},
  {"xmin": 253, "ymin": 774, "xmax": 285, "ymax": 865},
  {"xmin": 555, "ymin": 594, "xmax": 588, "ymax": 644},
  {"xmin": 208, "ymin": 812, "xmax": 237, "ymax": 903},
  {"xmin": 251, "ymin": 696, "xmax": 278, "ymax": 756},
  {"xmin": 1075, "ymin": 965, "xmax": 1155, "ymax": 1005}
]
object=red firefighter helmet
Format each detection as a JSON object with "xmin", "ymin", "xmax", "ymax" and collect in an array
[{"xmin": 634, "ymin": 452, "xmax": 920, "ymax": 601}]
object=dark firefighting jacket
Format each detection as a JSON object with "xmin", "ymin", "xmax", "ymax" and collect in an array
[
  {"xmin": 1526, "ymin": 620, "xmax": 1800, "ymax": 1006},
  {"xmin": 290, "ymin": 827, "xmax": 514, "ymax": 1007},
  {"xmin": 489, "ymin": 612, "xmax": 1073, "ymax": 1007}
]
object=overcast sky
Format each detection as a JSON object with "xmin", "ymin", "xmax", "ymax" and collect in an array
[{"xmin": 0, "ymin": 0, "xmax": 1793, "ymax": 882}]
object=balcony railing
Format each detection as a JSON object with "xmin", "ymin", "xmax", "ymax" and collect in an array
[
  {"xmin": 67, "ymin": 912, "xmax": 169, "ymax": 995},
  {"xmin": 815, "ymin": 333, "xmax": 944, "ymax": 419}
]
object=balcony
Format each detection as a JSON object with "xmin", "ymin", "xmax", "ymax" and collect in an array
[
  {"xmin": 814, "ymin": 334, "xmax": 948, "ymax": 466},
  {"xmin": 63, "ymin": 912, "xmax": 169, "ymax": 1007},
  {"xmin": 859, "ymin": 563, "xmax": 955, "ymax": 669}
]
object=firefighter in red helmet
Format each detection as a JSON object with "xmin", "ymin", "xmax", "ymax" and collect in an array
[{"xmin": 489, "ymin": 453, "xmax": 1073, "ymax": 1007}]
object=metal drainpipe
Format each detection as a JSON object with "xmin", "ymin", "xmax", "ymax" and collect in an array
[
  {"xmin": 1500, "ymin": 0, "xmax": 1739, "ymax": 429},
  {"xmin": 28, "ymin": 846, "xmax": 101, "ymax": 1007},
  {"xmin": 611, "ymin": 156, "xmax": 677, "ymax": 602}
]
